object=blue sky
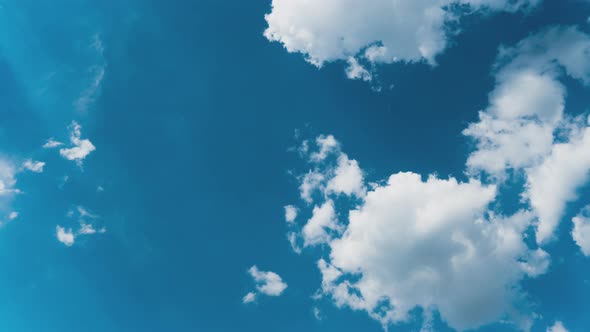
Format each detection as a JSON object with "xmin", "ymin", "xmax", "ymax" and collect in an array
[{"xmin": 1, "ymin": 0, "xmax": 590, "ymax": 331}]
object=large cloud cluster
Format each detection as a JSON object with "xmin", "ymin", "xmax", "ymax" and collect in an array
[
  {"xmin": 287, "ymin": 135, "xmax": 548, "ymax": 330},
  {"xmin": 283, "ymin": 26, "xmax": 590, "ymax": 330}
]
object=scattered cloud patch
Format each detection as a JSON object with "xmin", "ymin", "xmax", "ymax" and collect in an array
[
  {"xmin": 55, "ymin": 206, "xmax": 105, "ymax": 247},
  {"xmin": 243, "ymin": 266, "xmax": 287, "ymax": 303}
]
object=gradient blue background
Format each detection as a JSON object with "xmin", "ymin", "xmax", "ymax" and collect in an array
[{"xmin": 1, "ymin": 0, "xmax": 590, "ymax": 331}]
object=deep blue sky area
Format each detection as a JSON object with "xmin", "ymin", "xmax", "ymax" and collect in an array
[{"xmin": 1, "ymin": 0, "xmax": 590, "ymax": 331}]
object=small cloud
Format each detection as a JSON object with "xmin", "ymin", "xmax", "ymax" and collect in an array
[
  {"xmin": 8, "ymin": 211, "xmax": 18, "ymax": 220},
  {"xmin": 242, "ymin": 292, "xmax": 257, "ymax": 304},
  {"xmin": 243, "ymin": 266, "xmax": 287, "ymax": 304},
  {"xmin": 284, "ymin": 205, "xmax": 298, "ymax": 223},
  {"xmin": 22, "ymin": 160, "xmax": 45, "ymax": 173},
  {"xmin": 56, "ymin": 206, "xmax": 106, "ymax": 247},
  {"xmin": 77, "ymin": 206, "xmax": 98, "ymax": 219},
  {"xmin": 56, "ymin": 225, "xmax": 75, "ymax": 246},
  {"xmin": 43, "ymin": 138, "xmax": 63, "ymax": 149},
  {"xmin": 313, "ymin": 307, "xmax": 322, "ymax": 320},
  {"xmin": 59, "ymin": 121, "xmax": 96, "ymax": 165}
]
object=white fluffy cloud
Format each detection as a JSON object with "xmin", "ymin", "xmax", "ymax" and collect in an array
[
  {"xmin": 58, "ymin": 121, "xmax": 96, "ymax": 165},
  {"xmin": 547, "ymin": 321, "xmax": 569, "ymax": 332},
  {"xmin": 284, "ymin": 205, "xmax": 299, "ymax": 223},
  {"xmin": 22, "ymin": 159, "xmax": 45, "ymax": 173},
  {"xmin": 290, "ymin": 135, "xmax": 548, "ymax": 330},
  {"xmin": 243, "ymin": 266, "xmax": 288, "ymax": 303},
  {"xmin": 572, "ymin": 206, "xmax": 590, "ymax": 256},
  {"xmin": 321, "ymin": 173, "xmax": 544, "ymax": 330},
  {"xmin": 464, "ymin": 26, "xmax": 590, "ymax": 244},
  {"xmin": 264, "ymin": 0, "xmax": 540, "ymax": 79}
]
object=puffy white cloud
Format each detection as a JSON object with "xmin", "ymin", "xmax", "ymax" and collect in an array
[
  {"xmin": 526, "ymin": 122, "xmax": 590, "ymax": 244},
  {"xmin": 56, "ymin": 225, "xmax": 75, "ymax": 247},
  {"xmin": 321, "ymin": 173, "xmax": 545, "ymax": 330},
  {"xmin": 243, "ymin": 266, "xmax": 288, "ymax": 303},
  {"xmin": 264, "ymin": 0, "xmax": 539, "ymax": 79},
  {"xmin": 572, "ymin": 206, "xmax": 590, "ymax": 256},
  {"xmin": 22, "ymin": 159, "xmax": 45, "ymax": 173},
  {"xmin": 464, "ymin": 70, "xmax": 565, "ymax": 176},
  {"xmin": 547, "ymin": 321, "xmax": 569, "ymax": 332},
  {"xmin": 284, "ymin": 205, "xmax": 299, "ymax": 223},
  {"xmin": 465, "ymin": 26, "xmax": 590, "ymax": 177},
  {"xmin": 248, "ymin": 266, "xmax": 288, "ymax": 296},
  {"xmin": 464, "ymin": 26, "xmax": 590, "ymax": 244},
  {"xmin": 59, "ymin": 121, "xmax": 96, "ymax": 164},
  {"xmin": 289, "ymin": 135, "xmax": 549, "ymax": 330},
  {"xmin": 8, "ymin": 211, "xmax": 18, "ymax": 220}
]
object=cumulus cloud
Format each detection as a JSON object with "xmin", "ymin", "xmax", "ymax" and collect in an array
[
  {"xmin": 58, "ymin": 121, "xmax": 96, "ymax": 165},
  {"xmin": 547, "ymin": 321, "xmax": 569, "ymax": 332},
  {"xmin": 264, "ymin": 0, "xmax": 540, "ymax": 80},
  {"xmin": 572, "ymin": 206, "xmax": 590, "ymax": 256},
  {"xmin": 464, "ymin": 26, "xmax": 590, "ymax": 244},
  {"xmin": 288, "ymin": 134, "xmax": 553, "ymax": 330},
  {"xmin": 243, "ymin": 266, "xmax": 288, "ymax": 303},
  {"xmin": 22, "ymin": 160, "xmax": 45, "ymax": 173}
]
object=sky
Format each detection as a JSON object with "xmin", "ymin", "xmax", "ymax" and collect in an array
[{"xmin": 1, "ymin": 0, "xmax": 590, "ymax": 331}]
